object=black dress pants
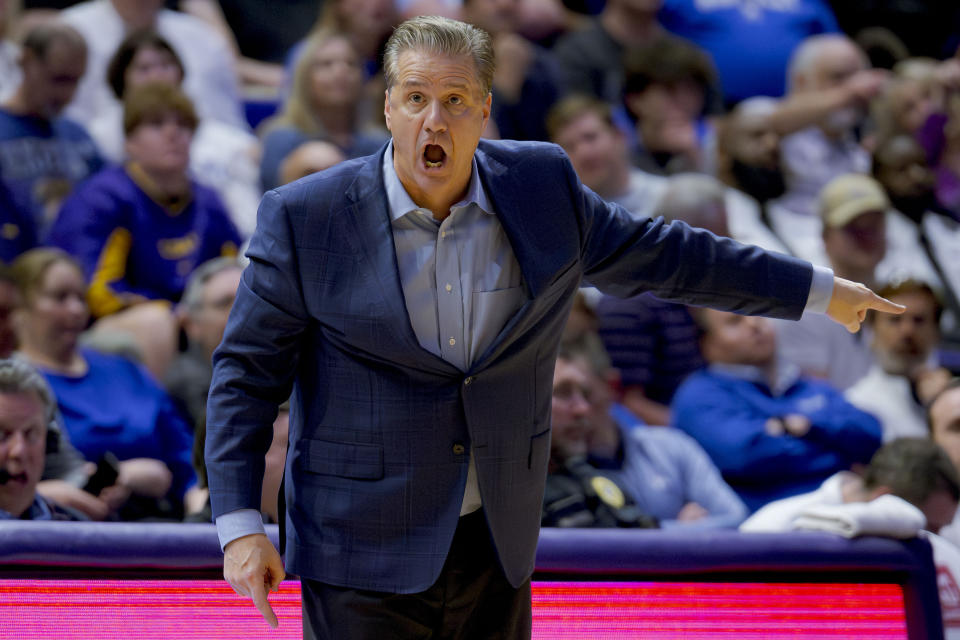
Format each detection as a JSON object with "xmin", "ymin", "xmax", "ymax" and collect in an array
[{"xmin": 301, "ymin": 510, "xmax": 532, "ymax": 640}]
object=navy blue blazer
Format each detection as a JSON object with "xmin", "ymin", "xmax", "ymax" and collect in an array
[{"xmin": 205, "ymin": 139, "xmax": 814, "ymax": 593}]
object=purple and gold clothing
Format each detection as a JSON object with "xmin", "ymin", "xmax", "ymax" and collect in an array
[{"xmin": 49, "ymin": 165, "xmax": 240, "ymax": 317}]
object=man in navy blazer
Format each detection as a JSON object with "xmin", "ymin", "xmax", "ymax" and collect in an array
[{"xmin": 206, "ymin": 16, "xmax": 902, "ymax": 640}]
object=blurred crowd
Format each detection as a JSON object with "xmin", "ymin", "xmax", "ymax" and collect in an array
[{"xmin": 3, "ymin": 1, "xmax": 960, "ymax": 612}]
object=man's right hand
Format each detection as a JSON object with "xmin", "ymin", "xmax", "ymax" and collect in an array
[{"xmin": 223, "ymin": 533, "xmax": 286, "ymax": 628}]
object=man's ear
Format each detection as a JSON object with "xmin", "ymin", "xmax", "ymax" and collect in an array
[{"xmin": 383, "ymin": 88, "xmax": 392, "ymax": 132}]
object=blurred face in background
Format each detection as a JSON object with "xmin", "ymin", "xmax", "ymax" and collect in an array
[
  {"xmin": 185, "ymin": 266, "xmax": 242, "ymax": 359},
  {"xmin": 309, "ymin": 36, "xmax": 364, "ymax": 110},
  {"xmin": 553, "ymin": 110, "xmax": 627, "ymax": 198},
  {"xmin": 700, "ymin": 309, "xmax": 776, "ymax": 367},
  {"xmin": 125, "ymin": 45, "xmax": 183, "ymax": 91},
  {"xmin": 0, "ymin": 391, "xmax": 47, "ymax": 518},
  {"xmin": 21, "ymin": 40, "xmax": 86, "ymax": 118},
  {"xmin": 724, "ymin": 107, "xmax": 786, "ymax": 203},
  {"xmin": 16, "ymin": 259, "xmax": 88, "ymax": 360},
  {"xmin": 798, "ymin": 38, "xmax": 866, "ymax": 94},
  {"xmin": 799, "ymin": 39, "xmax": 868, "ymax": 135},
  {"xmin": 823, "ymin": 210, "xmax": 887, "ymax": 276},
  {"xmin": 551, "ymin": 357, "xmax": 592, "ymax": 460},
  {"xmin": 727, "ymin": 109, "xmax": 780, "ymax": 172},
  {"xmin": 125, "ymin": 111, "xmax": 194, "ymax": 176},
  {"xmin": 874, "ymin": 136, "xmax": 936, "ymax": 218},
  {"xmin": 871, "ymin": 289, "xmax": 940, "ymax": 376},
  {"xmin": 930, "ymin": 387, "xmax": 960, "ymax": 472}
]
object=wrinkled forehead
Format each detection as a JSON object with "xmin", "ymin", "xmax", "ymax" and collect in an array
[
  {"xmin": 392, "ymin": 48, "xmax": 484, "ymax": 93},
  {"xmin": 815, "ymin": 41, "xmax": 866, "ymax": 76},
  {"xmin": 0, "ymin": 390, "xmax": 47, "ymax": 428}
]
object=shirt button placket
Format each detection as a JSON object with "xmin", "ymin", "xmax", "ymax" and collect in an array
[{"xmin": 436, "ymin": 216, "xmax": 465, "ymax": 370}]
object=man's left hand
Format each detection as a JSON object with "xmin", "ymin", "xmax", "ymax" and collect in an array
[{"xmin": 826, "ymin": 277, "xmax": 904, "ymax": 332}]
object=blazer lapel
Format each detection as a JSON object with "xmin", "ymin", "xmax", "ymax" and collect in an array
[
  {"xmin": 477, "ymin": 146, "xmax": 571, "ymax": 301},
  {"xmin": 470, "ymin": 145, "xmax": 579, "ymax": 368},
  {"xmin": 343, "ymin": 148, "xmax": 460, "ymax": 377}
]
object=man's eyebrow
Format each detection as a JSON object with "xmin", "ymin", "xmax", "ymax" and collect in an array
[
  {"xmin": 441, "ymin": 81, "xmax": 472, "ymax": 92},
  {"xmin": 399, "ymin": 79, "xmax": 473, "ymax": 91}
]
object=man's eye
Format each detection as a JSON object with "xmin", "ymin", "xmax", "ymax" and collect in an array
[
  {"xmin": 449, "ymin": 96, "xmax": 462, "ymax": 105},
  {"xmin": 410, "ymin": 94, "xmax": 423, "ymax": 103}
]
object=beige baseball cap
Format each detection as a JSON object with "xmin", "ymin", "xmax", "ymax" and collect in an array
[{"xmin": 819, "ymin": 174, "xmax": 890, "ymax": 228}]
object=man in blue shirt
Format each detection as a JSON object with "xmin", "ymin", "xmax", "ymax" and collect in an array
[
  {"xmin": 672, "ymin": 307, "xmax": 883, "ymax": 512},
  {"xmin": 208, "ymin": 15, "xmax": 904, "ymax": 640}
]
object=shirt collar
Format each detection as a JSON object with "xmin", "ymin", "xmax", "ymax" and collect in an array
[{"xmin": 381, "ymin": 140, "xmax": 493, "ymax": 222}]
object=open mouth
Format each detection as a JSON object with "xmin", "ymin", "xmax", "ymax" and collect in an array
[
  {"xmin": 423, "ymin": 144, "xmax": 446, "ymax": 168},
  {"xmin": 1, "ymin": 471, "xmax": 26, "ymax": 485}
]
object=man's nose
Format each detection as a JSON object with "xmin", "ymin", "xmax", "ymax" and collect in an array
[
  {"xmin": 424, "ymin": 101, "xmax": 447, "ymax": 133},
  {"xmin": 571, "ymin": 391, "xmax": 591, "ymax": 416},
  {"xmin": 762, "ymin": 131, "xmax": 780, "ymax": 155},
  {"xmin": 65, "ymin": 293, "xmax": 86, "ymax": 315},
  {"xmin": 4, "ymin": 431, "xmax": 26, "ymax": 457}
]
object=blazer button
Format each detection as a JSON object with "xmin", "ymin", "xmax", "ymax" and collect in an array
[
  {"xmin": 463, "ymin": 376, "xmax": 474, "ymax": 386},
  {"xmin": 452, "ymin": 443, "xmax": 466, "ymax": 455}
]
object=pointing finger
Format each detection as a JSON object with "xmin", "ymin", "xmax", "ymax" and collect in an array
[
  {"xmin": 868, "ymin": 294, "xmax": 906, "ymax": 314},
  {"xmin": 250, "ymin": 578, "xmax": 279, "ymax": 628}
]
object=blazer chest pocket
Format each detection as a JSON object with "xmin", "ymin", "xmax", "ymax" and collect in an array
[{"xmin": 300, "ymin": 438, "xmax": 384, "ymax": 480}]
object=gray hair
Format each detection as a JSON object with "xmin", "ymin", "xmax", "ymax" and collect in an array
[
  {"xmin": 383, "ymin": 15, "xmax": 494, "ymax": 97},
  {"xmin": 0, "ymin": 358, "xmax": 56, "ymax": 425},
  {"xmin": 786, "ymin": 34, "xmax": 860, "ymax": 92},
  {"xmin": 181, "ymin": 257, "xmax": 244, "ymax": 316},
  {"xmin": 659, "ymin": 173, "xmax": 728, "ymax": 230},
  {"xmin": 731, "ymin": 96, "xmax": 779, "ymax": 121}
]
